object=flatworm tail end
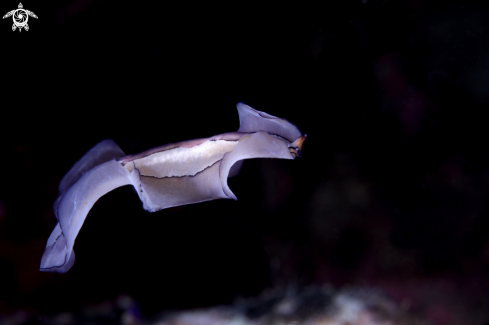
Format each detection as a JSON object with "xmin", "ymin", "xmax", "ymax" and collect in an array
[
  {"xmin": 40, "ymin": 223, "xmax": 75, "ymax": 272},
  {"xmin": 41, "ymin": 141, "xmax": 133, "ymax": 273}
]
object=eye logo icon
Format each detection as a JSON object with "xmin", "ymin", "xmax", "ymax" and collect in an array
[{"xmin": 3, "ymin": 3, "xmax": 37, "ymax": 32}]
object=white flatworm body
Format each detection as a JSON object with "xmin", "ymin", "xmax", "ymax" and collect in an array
[
  {"xmin": 131, "ymin": 139, "xmax": 238, "ymax": 178},
  {"xmin": 40, "ymin": 102, "xmax": 306, "ymax": 273}
]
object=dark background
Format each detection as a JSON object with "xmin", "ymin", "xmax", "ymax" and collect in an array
[{"xmin": 1, "ymin": 0, "xmax": 489, "ymax": 324}]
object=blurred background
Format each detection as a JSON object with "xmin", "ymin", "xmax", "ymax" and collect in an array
[{"xmin": 1, "ymin": 0, "xmax": 489, "ymax": 324}]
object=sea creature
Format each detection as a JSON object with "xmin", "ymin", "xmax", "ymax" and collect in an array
[
  {"xmin": 40, "ymin": 102, "xmax": 306, "ymax": 273},
  {"xmin": 3, "ymin": 3, "xmax": 38, "ymax": 32}
]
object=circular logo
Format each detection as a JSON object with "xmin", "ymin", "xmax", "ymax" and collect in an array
[
  {"xmin": 3, "ymin": 3, "xmax": 38, "ymax": 32},
  {"xmin": 13, "ymin": 9, "xmax": 27, "ymax": 27}
]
